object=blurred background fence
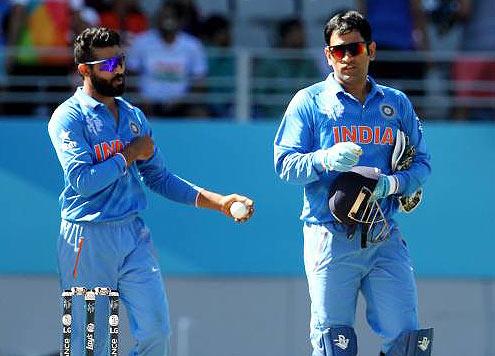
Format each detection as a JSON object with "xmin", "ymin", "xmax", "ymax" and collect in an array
[{"xmin": 1, "ymin": 47, "xmax": 494, "ymax": 122}]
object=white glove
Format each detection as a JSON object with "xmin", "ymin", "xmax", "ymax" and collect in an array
[{"xmin": 315, "ymin": 142, "xmax": 362, "ymax": 172}]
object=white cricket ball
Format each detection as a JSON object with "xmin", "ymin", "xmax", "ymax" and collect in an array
[{"xmin": 230, "ymin": 201, "xmax": 248, "ymax": 219}]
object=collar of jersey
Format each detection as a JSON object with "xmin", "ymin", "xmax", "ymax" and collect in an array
[
  {"xmin": 74, "ymin": 87, "xmax": 129, "ymax": 111},
  {"xmin": 324, "ymin": 73, "xmax": 384, "ymax": 99}
]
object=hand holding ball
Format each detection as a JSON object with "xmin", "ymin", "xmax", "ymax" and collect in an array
[
  {"xmin": 230, "ymin": 201, "xmax": 249, "ymax": 219},
  {"xmin": 220, "ymin": 194, "xmax": 254, "ymax": 222}
]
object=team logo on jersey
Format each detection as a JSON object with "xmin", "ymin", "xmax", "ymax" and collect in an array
[
  {"xmin": 85, "ymin": 115, "xmax": 103, "ymax": 135},
  {"xmin": 130, "ymin": 122, "xmax": 140, "ymax": 135},
  {"xmin": 380, "ymin": 104, "xmax": 395, "ymax": 118}
]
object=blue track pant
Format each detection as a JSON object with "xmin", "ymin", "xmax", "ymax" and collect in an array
[{"xmin": 303, "ymin": 222, "xmax": 419, "ymax": 355}]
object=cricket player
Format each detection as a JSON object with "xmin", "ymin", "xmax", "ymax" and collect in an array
[
  {"xmin": 274, "ymin": 11, "xmax": 432, "ymax": 356},
  {"xmin": 48, "ymin": 27, "xmax": 254, "ymax": 355}
]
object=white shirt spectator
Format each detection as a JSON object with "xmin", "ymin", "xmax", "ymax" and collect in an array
[{"xmin": 127, "ymin": 29, "xmax": 207, "ymax": 102}]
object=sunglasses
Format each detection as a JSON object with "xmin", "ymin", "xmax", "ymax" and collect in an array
[
  {"xmin": 327, "ymin": 41, "xmax": 370, "ymax": 61},
  {"xmin": 84, "ymin": 54, "xmax": 125, "ymax": 72}
]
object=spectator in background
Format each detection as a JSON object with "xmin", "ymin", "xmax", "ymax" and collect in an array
[
  {"xmin": 70, "ymin": 5, "xmax": 100, "ymax": 90},
  {"xmin": 127, "ymin": 0, "xmax": 207, "ymax": 118},
  {"xmin": 0, "ymin": 1, "xmax": 11, "ymax": 115},
  {"xmin": 0, "ymin": 1, "xmax": 11, "ymax": 84},
  {"xmin": 6, "ymin": 0, "xmax": 82, "ymax": 115},
  {"xmin": 7, "ymin": 0, "xmax": 81, "ymax": 73},
  {"xmin": 452, "ymin": 0, "xmax": 495, "ymax": 121},
  {"xmin": 72, "ymin": 6, "xmax": 100, "ymax": 37},
  {"xmin": 176, "ymin": 0, "xmax": 202, "ymax": 37},
  {"xmin": 202, "ymin": 14, "xmax": 231, "ymax": 49},
  {"xmin": 254, "ymin": 18, "xmax": 320, "ymax": 119},
  {"xmin": 99, "ymin": 0, "xmax": 148, "ymax": 46},
  {"xmin": 357, "ymin": 0, "xmax": 429, "ymax": 104},
  {"xmin": 138, "ymin": 0, "xmax": 202, "ymax": 37},
  {"xmin": 202, "ymin": 14, "xmax": 234, "ymax": 118}
]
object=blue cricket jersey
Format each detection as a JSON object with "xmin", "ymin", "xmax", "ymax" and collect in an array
[
  {"xmin": 48, "ymin": 87, "xmax": 200, "ymax": 222},
  {"xmin": 274, "ymin": 74, "xmax": 431, "ymax": 224}
]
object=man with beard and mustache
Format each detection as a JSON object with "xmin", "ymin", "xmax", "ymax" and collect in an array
[{"xmin": 48, "ymin": 27, "xmax": 254, "ymax": 355}]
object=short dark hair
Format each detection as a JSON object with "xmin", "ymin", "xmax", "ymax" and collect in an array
[
  {"xmin": 159, "ymin": 0, "xmax": 185, "ymax": 21},
  {"xmin": 202, "ymin": 14, "xmax": 230, "ymax": 39},
  {"xmin": 278, "ymin": 18, "xmax": 303, "ymax": 40},
  {"xmin": 74, "ymin": 27, "xmax": 121, "ymax": 64},
  {"xmin": 323, "ymin": 10, "xmax": 372, "ymax": 46}
]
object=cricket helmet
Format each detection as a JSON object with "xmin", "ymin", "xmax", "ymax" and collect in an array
[{"xmin": 328, "ymin": 166, "xmax": 390, "ymax": 243}]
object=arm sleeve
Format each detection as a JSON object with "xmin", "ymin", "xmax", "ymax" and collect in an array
[
  {"xmin": 134, "ymin": 110, "xmax": 200, "ymax": 205},
  {"xmin": 47, "ymin": 108, "xmax": 126, "ymax": 197},
  {"xmin": 273, "ymin": 90, "xmax": 323, "ymax": 185},
  {"xmin": 394, "ymin": 95, "xmax": 432, "ymax": 195}
]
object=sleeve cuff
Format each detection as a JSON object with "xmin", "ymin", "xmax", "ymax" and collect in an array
[
  {"xmin": 114, "ymin": 153, "xmax": 127, "ymax": 173},
  {"xmin": 194, "ymin": 188, "xmax": 204, "ymax": 207}
]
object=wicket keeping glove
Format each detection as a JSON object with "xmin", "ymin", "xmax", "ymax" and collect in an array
[
  {"xmin": 314, "ymin": 142, "xmax": 362, "ymax": 172},
  {"xmin": 372, "ymin": 174, "xmax": 399, "ymax": 200},
  {"xmin": 392, "ymin": 129, "xmax": 424, "ymax": 213}
]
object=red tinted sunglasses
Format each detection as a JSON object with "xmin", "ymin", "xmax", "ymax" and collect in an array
[
  {"xmin": 84, "ymin": 54, "xmax": 125, "ymax": 72},
  {"xmin": 328, "ymin": 41, "xmax": 370, "ymax": 61}
]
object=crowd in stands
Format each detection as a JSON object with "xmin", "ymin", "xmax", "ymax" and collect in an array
[{"xmin": 0, "ymin": 0, "xmax": 493, "ymax": 120}]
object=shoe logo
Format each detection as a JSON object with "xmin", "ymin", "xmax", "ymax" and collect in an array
[
  {"xmin": 418, "ymin": 337, "xmax": 430, "ymax": 351},
  {"xmin": 151, "ymin": 267, "xmax": 160, "ymax": 273},
  {"xmin": 333, "ymin": 334, "xmax": 349, "ymax": 350}
]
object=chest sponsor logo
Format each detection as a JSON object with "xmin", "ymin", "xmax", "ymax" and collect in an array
[
  {"xmin": 94, "ymin": 140, "xmax": 126, "ymax": 161},
  {"xmin": 333, "ymin": 125, "xmax": 394, "ymax": 145}
]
